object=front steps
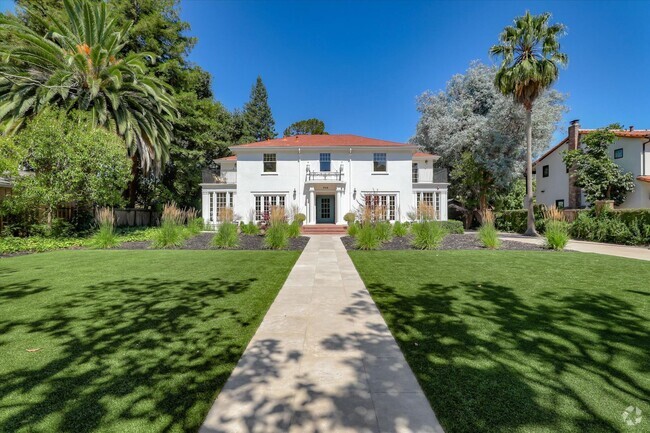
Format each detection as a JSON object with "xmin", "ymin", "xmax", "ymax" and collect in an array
[{"xmin": 301, "ymin": 224, "xmax": 348, "ymax": 235}]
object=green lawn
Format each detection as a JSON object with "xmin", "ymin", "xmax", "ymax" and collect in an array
[
  {"xmin": 348, "ymin": 251, "xmax": 650, "ymax": 433},
  {"xmin": 0, "ymin": 249, "xmax": 300, "ymax": 433}
]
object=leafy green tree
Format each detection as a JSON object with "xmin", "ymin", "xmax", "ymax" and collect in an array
[
  {"xmin": 563, "ymin": 125, "xmax": 635, "ymax": 205},
  {"xmin": 4, "ymin": 109, "xmax": 131, "ymax": 227},
  {"xmin": 490, "ymin": 11, "xmax": 568, "ymax": 236},
  {"xmin": 0, "ymin": 0, "xmax": 176, "ymax": 174},
  {"xmin": 0, "ymin": 135, "xmax": 25, "ymax": 178},
  {"xmin": 493, "ymin": 178, "xmax": 529, "ymax": 211},
  {"xmin": 243, "ymin": 76, "xmax": 276, "ymax": 142},
  {"xmin": 284, "ymin": 118, "xmax": 327, "ymax": 136}
]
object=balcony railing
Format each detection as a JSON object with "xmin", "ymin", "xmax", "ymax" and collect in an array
[
  {"xmin": 306, "ymin": 171, "xmax": 344, "ymax": 182},
  {"xmin": 413, "ymin": 168, "xmax": 448, "ymax": 184},
  {"xmin": 202, "ymin": 169, "xmax": 237, "ymax": 184}
]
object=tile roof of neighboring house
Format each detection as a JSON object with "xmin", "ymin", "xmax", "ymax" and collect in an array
[
  {"xmin": 215, "ymin": 155, "xmax": 237, "ymax": 162},
  {"xmin": 534, "ymin": 129, "xmax": 650, "ymax": 166},
  {"xmin": 637, "ymin": 176, "xmax": 650, "ymax": 183},
  {"xmin": 232, "ymin": 134, "xmax": 414, "ymax": 149},
  {"xmin": 413, "ymin": 152, "xmax": 437, "ymax": 159}
]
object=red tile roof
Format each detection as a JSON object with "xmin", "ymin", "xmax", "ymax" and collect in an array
[
  {"xmin": 413, "ymin": 152, "xmax": 436, "ymax": 158},
  {"xmin": 534, "ymin": 129, "xmax": 650, "ymax": 166},
  {"xmin": 233, "ymin": 134, "xmax": 413, "ymax": 149},
  {"xmin": 215, "ymin": 155, "xmax": 237, "ymax": 162},
  {"xmin": 637, "ymin": 176, "xmax": 650, "ymax": 183}
]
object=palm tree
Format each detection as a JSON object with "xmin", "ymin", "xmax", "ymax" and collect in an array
[
  {"xmin": 0, "ymin": 0, "xmax": 176, "ymax": 175},
  {"xmin": 490, "ymin": 11, "xmax": 567, "ymax": 236}
]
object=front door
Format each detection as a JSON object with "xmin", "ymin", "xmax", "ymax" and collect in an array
[{"xmin": 316, "ymin": 195, "xmax": 335, "ymax": 223}]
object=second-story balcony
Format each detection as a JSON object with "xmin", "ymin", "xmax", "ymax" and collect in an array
[
  {"xmin": 202, "ymin": 169, "xmax": 237, "ymax": 184},
  {"xmin": 413, "ymin": 168, "xmax": 448, "ymax": 184},
  {"xmin": 306, "ymin": 171, "xmax": 344, "ymax": 182}
]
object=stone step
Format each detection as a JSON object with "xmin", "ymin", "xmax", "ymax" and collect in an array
[{"xmin": 301, "ymin": 224, "xmax": 348, "ymax": 235}]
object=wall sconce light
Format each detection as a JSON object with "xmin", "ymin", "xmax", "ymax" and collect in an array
[
  {"xmin": 293, "ymin": 188, "xmax": 297, "ymax": 199},
  {"xmin": 353, "ymin": 188, "xmax": 357, "ymax": 199}
]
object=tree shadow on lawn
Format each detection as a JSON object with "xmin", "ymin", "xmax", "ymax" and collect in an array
[
  {"xmin": 0, "ymin": 276, "xmax": 260, "ymax": 433},
  {"xmin": 367, "ymin": 281, "xmax": 650, "ymax": 433}
]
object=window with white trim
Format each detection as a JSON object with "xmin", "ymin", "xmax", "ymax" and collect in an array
[
  {"xmin": 255, "ymin": 194, "xmax": 286, "ymax": 221},
  {"xmin": 364, "ymin": 194, "xmax": 397, "ymax": 221},
  {"xmin": 320, "ymin": 153, "xmax": 331, "ymax": 172},
  {"xmin": 412, "ymin": 163, "xmax": 419, "ymax": 183},
  {"xmin": 208, "ymin": 192, "xmax": 232, "ymax": 222},
  {"xmin": 373, "ymin": 153, "xmax": 387, "ymax": 172},
  {"xmin": 263, "ymin": 153, "xmax": 277, "ymax": 172},
  {"xmin": 416, "ymin": 192, "xmax": 441, "ymax": 220}
]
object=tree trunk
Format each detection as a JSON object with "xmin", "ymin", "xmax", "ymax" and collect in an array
[
  {"xmin": 524, "ymin": 107, "xmax": 537, "ymax": 236},
  {"xmin": 127, "ymin": 155, "xmax": 139, "ymax": 208}
]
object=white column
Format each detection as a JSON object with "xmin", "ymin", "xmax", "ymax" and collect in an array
[
  {"xmin": 202, "ymin": 190, "xmax": 210, "ymax": 224},
  {"xmin": 440, "ymin": 189, "xmax": 448, "ymax": 221},
  {"xmin": 308, "ymin": 187, "xmax": 316, "ymax": 224},
  {"xmin": 336, "ymin": 187, "xmax": 343, "ymax": 224}
]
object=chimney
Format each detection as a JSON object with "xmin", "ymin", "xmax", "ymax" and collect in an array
[
  {"xmin": 568, "ymin": 119, "xmax": 581, "ymax": 208},
  {"xmin": 568, "ymin": 119, "xmax": 580, "ymax": 151},
  {"xmin": 629, "ymin": 125, "xmax": 634, "ymax": 132}
]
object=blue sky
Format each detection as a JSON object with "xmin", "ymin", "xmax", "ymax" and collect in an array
[{"xmin": 2, "ymin": 0, "xmax": 649, "ymax": 148}]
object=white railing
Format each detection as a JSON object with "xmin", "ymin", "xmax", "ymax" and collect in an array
[{"xmin": 306, "ymin": 171, "xmax": 344, "ymax": 182}]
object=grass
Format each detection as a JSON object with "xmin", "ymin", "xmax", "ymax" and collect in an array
[
  {"xmin": 348, "ymin": 250, "xmax": 650, "ymax": 433},
  {"xmin": 0, "ymin": 249, "xmax": 300, "ymax": 433},
  {"xmin": 211, "ymin": 222, "xmax": 239, "ymax": 248}
]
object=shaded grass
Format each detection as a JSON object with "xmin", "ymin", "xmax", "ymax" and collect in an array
[
  {"xmin": 0, "ymin": 249, "xmax": 300, "ymax": 433},
  {"xmin": 348, "ymin": 250, "xmax": 650, "ymax": 433}
]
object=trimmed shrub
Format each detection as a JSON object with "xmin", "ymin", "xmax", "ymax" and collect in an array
[
  {"xmin": 211, "ymin": 222, "xmax": 239, "ymax": 249},
  {"xmin": 90, "ymin": 207, "xmax": 118, "ymax": 249},
  {"xmin": 294, "ymin": 213, "xmax": 306, "ymax": 225},
  {"xmin": 495, "ymin": 206, "xmax": 545, "ymax": 233},
  {"xmin": 411, "ymin": 221, "xmax": 446, "ymax": 250},
  {"xmin": 375, "ymin": 221, "xmax": 392, "ymax": 242},
  {"xmin": 347, "ymin": 222, "xmax": 360, "ymax": 237},
  {"xmin": 265, "ymin": 223, "xmax": 289, "ymax": 249},
  {"xmin": 392, "ymin": 221, "xmax": 408, "ymax": 237},
  {"xmin": 571, "ymin": 210, "xmax": 650, "ymax": 245},
  {"xmin": 240, "ymin": 221, "xmax": 260, "ymax": 235},
  {"xmin": 287, "ymin": 221, "xmax": 301, "ymax": 238},
  {"xmin": 344, "ymin": 212, "xmax": 356, "ymax": 225},
  {"xmin": 544, "ymin": 220, "xmax": 570, "ymax": 250},
  {"xmin": 437, "ymin": 220, "xmax": 464, "ymax": 234},
  {"xmin": 355, "ymin": 224, "xmax": 381, "ymax": 250}
]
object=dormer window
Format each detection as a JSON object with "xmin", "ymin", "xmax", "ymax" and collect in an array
[
  {"xmin": 263, "ymin": 153, "xmax": 276, "ymax": 173},
  {"xmin": 373, "ymin": 153, "xmax": 387, "ymax": 172}
]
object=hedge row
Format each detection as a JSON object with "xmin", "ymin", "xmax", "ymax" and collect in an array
[{"xmin": 495, "ymin": 208, "xmax": 650, "ymax": 245}]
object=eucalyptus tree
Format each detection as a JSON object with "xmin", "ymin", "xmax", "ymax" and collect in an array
[
  {"xmin": 0, "ymin": 0, "xmax": 177, "ymax": 174},
  {"xmin": 413, "ymin": 62, "xmax": 565, "ymax": 223},
  {"xmin": 490, "ymin": 11, "xmax": 567, "ymax": 235}
]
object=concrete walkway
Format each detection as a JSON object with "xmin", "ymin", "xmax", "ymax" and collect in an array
[
  {"xmin": 499, "ymin": 232, "xmax": 650, "ymax": 261},
  {"xmin": 199, "ymin": 235, "xmax": 444, "ymax": 433}
]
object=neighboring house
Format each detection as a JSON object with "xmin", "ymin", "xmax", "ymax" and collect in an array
[
  {"xmin": 200, "ymin": 134, "xmax": 449, "ymax": 226},
  {"xmin": 533, "ymin": 120, "xmax": 650, "ymax": 209}
]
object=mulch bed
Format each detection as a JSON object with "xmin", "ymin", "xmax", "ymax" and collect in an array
[
  {"xmin": 341, "ymin": 233, "xmax": 554, "ymax": 251},
  {"xmin": 118, "ymin": 232, "xmax": 310, "ymax": 251}
]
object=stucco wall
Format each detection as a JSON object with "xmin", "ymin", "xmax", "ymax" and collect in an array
[
  {"xmin": 202, "ymin": 148, "xmax": 449, "ymax": 224},
  {"xmin": 535, "ymin": 142, "xmax": 569, "ymax": 207}
]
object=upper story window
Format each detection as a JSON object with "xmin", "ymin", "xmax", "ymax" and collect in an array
[
  {"xmin": 263, "ymin": 153, "xmax": 276, "ymax": 173},
  {"xmin": 412, "ymin": 163, "xmax": 419, "ymax": 183},
  {"xmin": 320, "ymin": 153, "xmax": 331, "ymax": 172},
  {"xmin": 614, "ymin": 148, "xmax": 624, "ymax": 159},
  {"xmin": 542, "ymin": 165, "xmax": 549, "ymax": 178},
  {"xmin": 373, "ymin": 153, "xmax": 387, "ymax": 172}
]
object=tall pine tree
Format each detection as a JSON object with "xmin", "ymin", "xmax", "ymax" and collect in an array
[{"xmin": 243, "ymin": 76, "xmax": 276, "ymax": 142}]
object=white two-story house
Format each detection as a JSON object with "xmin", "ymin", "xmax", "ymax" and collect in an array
[
  {"xmin": 534, "ymin": 120, "xmax": 650, "ymax": 209},
  {"xmin": 200, "ymin": 134, "xmax": 449, "ymax": 226}
]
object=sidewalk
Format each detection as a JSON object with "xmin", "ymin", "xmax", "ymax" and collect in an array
[
  {"xmin": 499, "ymin": 233, "xmax": 650, "ymax": 261},
  {"xmin": 199, "ymin": 235, "xmax": 444, "ymax": 433}
]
